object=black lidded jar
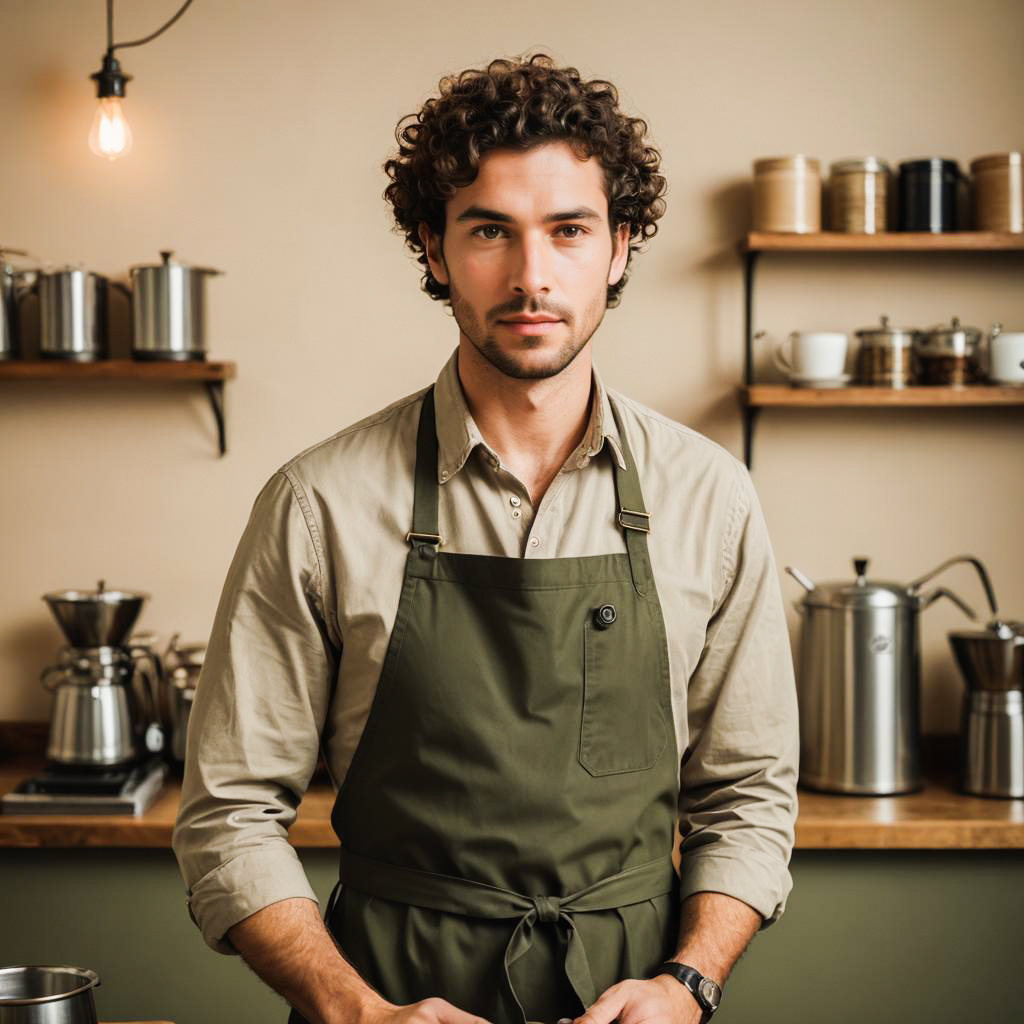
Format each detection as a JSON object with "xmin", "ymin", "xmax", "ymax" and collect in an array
[{"xmin": 897, "ymin": 158, "xmax": 967, "ymax": 231}]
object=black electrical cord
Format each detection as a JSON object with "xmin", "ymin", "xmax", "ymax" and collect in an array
[{"xmin": 105, "ymin": 0, "xmax": 196, "ymax": 54}]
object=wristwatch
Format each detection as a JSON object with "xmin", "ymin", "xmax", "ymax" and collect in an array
[{"xmin": 653, "ymin": 962, "xmax": 722, "ymax": 1022}]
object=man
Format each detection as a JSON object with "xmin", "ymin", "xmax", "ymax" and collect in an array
[{"xmin": 173, "ymin": 54, "xmax": 798, "ymax": 1024}]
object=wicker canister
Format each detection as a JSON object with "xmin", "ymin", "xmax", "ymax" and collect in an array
[
  {"xmin": 753, "ymin": 155, "xmax": 821, "ymax": 233},
  {"xmin": 828, "ymin": 158, "xmax": 890, "ymax": 233},
  {"xmin": 971, "ymin": 152, "xmax": 1023, "ymax": 232}
]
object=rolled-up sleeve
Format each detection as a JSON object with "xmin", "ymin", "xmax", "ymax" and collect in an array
[
  {"xmin": 676, "ymin": 463, "xmax": 799, "ymax": 928},
  {"xmin": 172, "ymin": 469, "xmax": 341, "ymax": 954}
]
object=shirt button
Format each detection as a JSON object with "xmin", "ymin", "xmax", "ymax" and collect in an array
[
  {"xmin": 530, "ymin": 537, "xmax": 540, "ymax": 547},
  {"xmin": 440, "ymin": 470, "xmax": 450, "ymax": 482},
  {"xmin": 576, "ymin": 455, "xmax": 589, "ymax": 469},
  {"xmin": 509, "ymin": 496, "xmax": 521, "ymax": 507},
  {"xmin": 512, "ymin": 509, "xmax": 521, "ymax": 520}
]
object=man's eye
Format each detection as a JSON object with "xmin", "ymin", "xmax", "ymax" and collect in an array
[
  {"xmin": 473, "ymin": 225, "xmax": 506, "ymax": 240},
  {"xmin": 557, "ymin": 225, "xmax": 586, "ymax": 238}
]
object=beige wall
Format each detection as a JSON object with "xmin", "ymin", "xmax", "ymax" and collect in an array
[{"xmin": 1, "ymin": 0, "xmax": 1022, "ymax": 732}]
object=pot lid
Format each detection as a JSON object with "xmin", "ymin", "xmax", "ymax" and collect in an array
[
  {"xmin": 800, "ymin": 558, "xmax": 915, "ymax": 610},
  {"xmin": 130, "ymin": 249, "xmax": 223, "ymax": 275}
]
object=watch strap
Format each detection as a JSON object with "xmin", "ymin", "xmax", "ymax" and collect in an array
[{"xmin": 653, "ymin": 962, "xmax": 720, "ymax": 1022}]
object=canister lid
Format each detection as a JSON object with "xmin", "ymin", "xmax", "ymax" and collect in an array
[
  {"xmin": 917, "ymin": 316, "xmax": 982, "ymax": 355},
  {"xmin": 753, "ymin": 154, "xmax": 821, "ymax": 174},
  {"xmin": 970, "ymin": 151, "xmax": 1022, "ymax": 174},
  {"xmin": 854, "ymin": 314, "xmax": 918, "ymax": 347},
  {"xmin": 830, "ymin": 157, "xmax": 891, "ymax": 175},
  {"xmin": 898, "ymin": 157, "xmax": 962, "ymax": 176}
]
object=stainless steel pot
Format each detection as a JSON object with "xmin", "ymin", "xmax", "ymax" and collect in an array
[
  {"xmin": 129, "ymin": 250, "xmax": 223, "ymax": 361},
  {"xmin": 0, "ymin": 966, "xmax": 99, "ymax": 1024},
  {"xmin": 786, "ymin": 554, "xmax": 995, "ymax": 794},
  {"xmin": 0, "ymin": 247, "xmax": 32, "ymax": 360},
  {"xmin": 17, "ymin": 268, "xmax": 110, "ymax": 361},
  {"xmin": 162, "ymin": 633, "xmax": 205, "ymax": 762}
]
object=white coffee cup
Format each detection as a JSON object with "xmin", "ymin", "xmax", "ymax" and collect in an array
[
  {"xmin": 988, "ymin": 325, "xmax": 1024, "ymax": 384},
  {"xmin": 772, "ymin": 331, "xmax": 848, "ymax": 380}
]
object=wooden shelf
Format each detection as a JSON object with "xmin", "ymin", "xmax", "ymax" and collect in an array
[
  {"xmin": 0, "ymin": 359, "xmax": 237, "ymax": 455},
  {"xmin": 0, "ymin": 359, "xmax": 235, "ymax": 382},
  {"xmin": 2, "ymin": 753, "xmax": 1023, "ymax": 850},
  {"xmin": 740, "ymin": 231, "xmax": 1024, "ymax": 253},
  {"xmin": 740, "ymin": 384, "xmax": 1024, "ymax": 408}
]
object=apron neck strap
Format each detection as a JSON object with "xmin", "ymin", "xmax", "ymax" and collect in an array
[
  {"xmin": 408, "ymin": 386, "xmax": 443, "ymax": 546},
  {"xmin": 409, "ymin": 387, "xmax": 655, "ymax": 594},
  {"xmin": 608, "ymin": 396, "xmax": 654, "ymax": 597}
]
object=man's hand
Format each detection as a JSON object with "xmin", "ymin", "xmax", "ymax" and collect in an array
[
  {"xmin": 571, "ymin": 975, "xmax": 702, "ymax": 1024},
  {"xmin": 361, "ymin": 997, "xmax": 492, "ymax": 1024}
]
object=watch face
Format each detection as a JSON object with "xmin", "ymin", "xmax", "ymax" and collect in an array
[{"xmin": 698, "ymin": 977, "xmax": 722, "ymax": 1010}]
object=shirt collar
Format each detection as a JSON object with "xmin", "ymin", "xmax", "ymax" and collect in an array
[{"xmin": 433, "ymin": 349, "xmax": 626, "ymax": 485}]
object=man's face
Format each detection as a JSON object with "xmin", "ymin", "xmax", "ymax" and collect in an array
[{"xmin": 419, "ymin": 141, "xmax": 630, "ymax": 380}]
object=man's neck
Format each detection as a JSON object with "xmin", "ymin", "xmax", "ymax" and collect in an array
[{"xmin": 456, "ymin": 338, "xmax": 594, "ymax": 507}]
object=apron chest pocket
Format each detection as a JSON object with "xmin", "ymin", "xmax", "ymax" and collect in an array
[{"xmin": 578, "ymin": 611, "xmax": 668, "ymax": 777}]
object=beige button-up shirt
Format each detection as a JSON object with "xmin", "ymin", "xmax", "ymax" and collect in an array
[{"xmin": 173, "ymin": 350, "xmax": 799, "ymax": 954}]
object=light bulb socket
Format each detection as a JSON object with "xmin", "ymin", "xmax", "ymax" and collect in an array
[{"xmin": 91, "ymin": 52, "xmax": 132, "ymax": 99}]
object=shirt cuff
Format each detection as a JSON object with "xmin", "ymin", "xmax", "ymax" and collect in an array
[
  {"xmin": 677, "ymin": 849, "xmax": 793, "ymax": 928},
  {"xmin": 185, "ymin": 843, "xmax": 320, "ymax": 954}
]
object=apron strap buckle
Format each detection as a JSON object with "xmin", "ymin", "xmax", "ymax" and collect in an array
[
  {"xmin": 405, "ymin": 531, "xmax": 443, "ymax": 547},
  {"xmin": 617, "ymin": 508, "xmax": 651, "ymax": 533}
]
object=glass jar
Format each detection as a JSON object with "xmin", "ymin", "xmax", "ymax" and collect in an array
[
  {"xmin": 828, "ymin": 158, "xmax": 890, "ymax": 233},
  {"xmin": 855, "ymin": 315, "xmax": 918, "ymax": 388},
  {"xmin": 752, "ymin": 155, "xmax": 821, "ymax": 233}
]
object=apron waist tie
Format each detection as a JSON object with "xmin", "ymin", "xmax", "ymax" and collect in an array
[{"xmin": 338, "ymin": 849, "xmax": 678, "ymax": 1023}]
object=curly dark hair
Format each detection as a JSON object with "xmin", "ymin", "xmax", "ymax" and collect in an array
[{"xmin": 383, "ymin": 53, "xmax": 667, "ymax": 308}]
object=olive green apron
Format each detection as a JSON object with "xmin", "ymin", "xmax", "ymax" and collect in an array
[{"xmin": 290, "ymin": 387, "xmax": 681, "ymax": 1024}]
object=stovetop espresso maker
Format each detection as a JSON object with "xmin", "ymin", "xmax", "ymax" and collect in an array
[{"xmin": 40, "ymin": 580, "xmax": 164, "ymax": 767}]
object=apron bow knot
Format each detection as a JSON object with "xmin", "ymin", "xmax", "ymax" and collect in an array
[{"xmin": 531, "ymin": 895, "xmax": 562, "ymax": 924}]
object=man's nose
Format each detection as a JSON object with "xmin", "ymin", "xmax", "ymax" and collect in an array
[{"xmin": 509, "ymin": 233, "xmax": 552, "ymax": 295}]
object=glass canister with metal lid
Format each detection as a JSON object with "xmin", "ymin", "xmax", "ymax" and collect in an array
[
  {"xmin": 827, "ymin": 157, "xmax": 890, "ymax": 233},
  {"xmin": 854, "ymin": 315, "xmax": 918, "ymax": 388},
  {"xmin": 915, "ymin": 316, "xmax": 983, "ymax": 386}
]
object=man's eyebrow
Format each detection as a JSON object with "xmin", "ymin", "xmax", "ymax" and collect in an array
[{"xmin": 453, "ymin": 205, "xmax": 603, "ymax": 224}]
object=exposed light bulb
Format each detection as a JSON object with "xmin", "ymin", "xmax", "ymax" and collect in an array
[{"xmin": 89, "ymin": 96, "xmax": 133, "ymax": 161}]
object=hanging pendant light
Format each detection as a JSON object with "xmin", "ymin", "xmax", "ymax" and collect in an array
[{"xmin": 88, "ymin": 0, "xmax": 196, "ymax": 162}]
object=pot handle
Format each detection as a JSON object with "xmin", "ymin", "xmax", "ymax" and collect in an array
[
  {"xmin": 39, "ymin": 665, "xmax": 64, "ymax": 691},
  {"xmin": 919, "ymin": 585, "xmax": 976, "ymax": 620},
  {"xmin": 907, "ymin": 554, "xmax": 998, "ymax": 618}
]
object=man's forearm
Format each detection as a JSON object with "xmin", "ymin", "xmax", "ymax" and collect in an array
[
  {"xmin": 228, "ymin": 897, "xmax": 390, "ymax": 1024},
  {"xmin": 668, "ymin": 892, "xmax": 762, "ymax": 983}
]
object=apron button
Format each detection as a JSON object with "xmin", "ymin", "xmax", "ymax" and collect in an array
[{"xmin": 593, "ymin": 604, "xmax": 616, "ymax": 629}]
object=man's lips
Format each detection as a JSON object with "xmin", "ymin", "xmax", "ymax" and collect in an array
[
  {"xmin": 497, "ymin": 316, "xmax": 562, "ymax": 323},
  {"xmin": 496, "ymin": 317, "xmax": 563, "ymax": 335}
]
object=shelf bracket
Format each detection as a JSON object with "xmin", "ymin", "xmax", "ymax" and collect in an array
[
  {"xmin": 742, "ymin": 402, "xmax": 761, "ymax": 470},
  {"xmin": 204, "ymin": 381, "xmax": 227, "ymax": 456}
]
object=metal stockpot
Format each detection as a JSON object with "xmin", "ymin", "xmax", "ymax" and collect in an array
[
  {"xmin": 129, "ymin": 250, "xmax": 223, "ymax": 361},
  {"xmin": 0, "ymin": 966, "xmax": 99, "ymax": 1024},
  {"xmin": 0, "ymin": 247, "xmax": 32, "ymax": 360},
  {"xmin": 21, "ymin": 268, "xmax": 110, "ymax": 361},
  {"xmin": 786, "ymin": 554, "xmax": 996, "ymax": 795}
]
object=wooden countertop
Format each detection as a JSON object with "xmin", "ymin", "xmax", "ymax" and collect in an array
[{"xmin": 1, "ymin": 757, "xmax": 1023, "ymax": 850}]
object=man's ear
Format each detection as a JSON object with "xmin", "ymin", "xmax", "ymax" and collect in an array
[
  {"xmin": 418, "ymin": 223, "xmax": 450, "ymax": 286},
  {"xmin": 608, "ymin": 222, "xmax": 631, "ymax": 287}
]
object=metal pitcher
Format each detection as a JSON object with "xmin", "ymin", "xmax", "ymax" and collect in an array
[{"xmin": 786, "ymin": 554, "xmax": 997, "ymax": 795}]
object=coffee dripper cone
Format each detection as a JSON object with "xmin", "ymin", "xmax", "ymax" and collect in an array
[{"xmin": 42, "ymin": 579, "xmax": 149, "ymax": 648}]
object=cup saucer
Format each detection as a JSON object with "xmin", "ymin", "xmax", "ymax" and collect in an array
[{"xmin": 788, "ymin": 372, "xmax": 852, "ymax": 389}]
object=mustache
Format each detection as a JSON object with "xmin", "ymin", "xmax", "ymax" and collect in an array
[{"xmin": 491, "ymin": 300, "xmax": 572, "ymax": 321}]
